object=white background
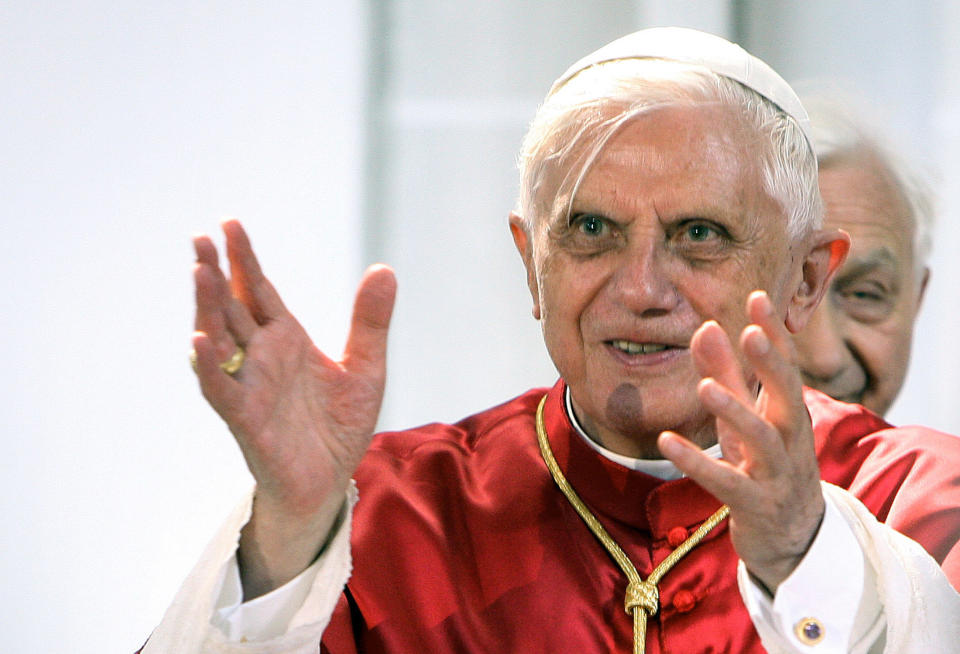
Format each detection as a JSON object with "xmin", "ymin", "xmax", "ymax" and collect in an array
[{"xmin": 1, "ymin": 2, "xmax": 957, "ymax": 652}]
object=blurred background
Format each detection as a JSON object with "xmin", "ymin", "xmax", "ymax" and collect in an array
[{"xmin": 1, "ymin": 1, "xmax": 957, "ymax": 651}]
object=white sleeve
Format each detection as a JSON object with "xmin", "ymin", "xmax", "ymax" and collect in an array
[
  {"xmin": 141, "ymin": 483, "xmax": 357, "ymax": 654},
  {"xmin": 738, "ymin": 482, "xmax": 960, "ymax": 654},
  {"xmin": 738, "ymin": 485, "xmax": 882, "ymax": 652}
]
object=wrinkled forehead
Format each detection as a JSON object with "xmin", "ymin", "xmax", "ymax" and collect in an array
[
  {"xmin": 518, "ymin": 28, "xmax": 812, "ymax": 232},
  {"xmin": 820, "ymin": 152, "xmax": 917, "ymax": 244},
  {"xmin": 524, "ymin": 80, "xmax": 763, "ymax": 227}
]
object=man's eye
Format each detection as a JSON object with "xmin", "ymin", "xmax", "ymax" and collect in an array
[
  {"xmin": 849, "ymin": 289, "xmax": 884, "ymax": 302},
  {"xmin": 575, "ymin": 215, "xmax": 607, "ymax": 236},
  {"xmin": 685, "ymin": 223, "xmax": 718, "ymax": 242},
  {"xmin": 834, "ymin": 281, "xmax": 894, "ymax": 322},
  {"xmin": 559, "ymin": 213, "xmax": 621, "ymax": 255},
  {"xmin": 840, "ymin": 281, "xmax": 889, "ymax": 304}
]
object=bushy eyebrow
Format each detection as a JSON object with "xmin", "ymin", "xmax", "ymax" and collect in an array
[{"xmin": 837, "ymin": 248, "xmax": 900, "ymax": 279}]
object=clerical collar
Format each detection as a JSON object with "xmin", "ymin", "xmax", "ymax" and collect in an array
[{"xmin": 564, "ymin": 386, "xmax": 723, "ymax": 480}]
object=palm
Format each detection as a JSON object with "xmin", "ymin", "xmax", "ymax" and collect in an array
[
  {"xmin": 192, "ymin": 219, "xmax": 396, "ymax": 523},
  {"xmin": 230, "ymin": 324, "xmax": 383, "ymax": 515},
  {"xmin": 658, "ymin": 292, "xmax": 824, "ymax": 592}
]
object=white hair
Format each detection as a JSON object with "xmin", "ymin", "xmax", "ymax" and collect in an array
[
  {"xmin": 516, "ymin": 59, "xmax": 821, "ymax": 243},
  {"xmin": 802, "ymin": 92, "xmax": 935, "ymax": 272}
]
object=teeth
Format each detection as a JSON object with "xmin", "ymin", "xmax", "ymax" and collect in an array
[{"xmin": 611, "ymin": 340, "xmax": 668, "ymax": 355}]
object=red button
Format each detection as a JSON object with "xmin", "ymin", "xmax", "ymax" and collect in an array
[
  {"xmin": 667, "ymin": 526, "xmax": 688, "ymax": 548},
  {"xmin": 672, "ymin": 590, "xmax": 697, "ymax": 613}
]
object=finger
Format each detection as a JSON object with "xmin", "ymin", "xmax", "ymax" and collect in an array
[
  {"xmin": 194, "ymin": 260, "xmax": 238, "ymax": 362},
  {"xmin": 691, "ymin": 320, "xmax": 752, "ymax": 402},
  {"xmin": 192, "ymin": 331, "xmax": 243, "ymax": 417},
  {"xmin": 746, "ymin": 290, "xmax": 795, "ymax": 362},
  {"xmin": 698, "ymin": 378, "xmax": 785, "ymax": 477},
  {"xmin": 194, "ymin": 236, "xmax": 259, "ymax": 347},
  {"xmin": 742, "ymin": 325, "xmax": 812, "ymax": 453},
  {"xmin": 741, "ymin": 323, "xmax": 800, "ymax": 401},
  {"xmin": 194, "ymin": 233, "xmax": 220, "ymax": 268},
  {"xmin": 343, "ymin": 264, "xmax": 397, "ymax": 379},
  {"xmin": 222, "ymin": 296, "xmax": 259, "ymax": 347},
  {"xmin": 658, "ymin": 431, "xmax": 756, "ymax": 507},
  {"xmin": 222, "ymin": 219, "xmax": 288, "ymax": 323},
  {"xmin": 741, "ymin": 293, "xmax": 811, "ymax": 453}
]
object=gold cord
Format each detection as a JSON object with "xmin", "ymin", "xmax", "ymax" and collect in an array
[{"xmin": 535, "ymin": 395, "xmax": 729, "ymax": 654}]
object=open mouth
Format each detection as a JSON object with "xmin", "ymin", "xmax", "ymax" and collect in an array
[{"xmin": 608, "ymin": 340, "xmax": 672, "ymax": 355}]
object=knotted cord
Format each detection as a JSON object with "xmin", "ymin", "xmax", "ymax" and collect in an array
[{"xmin": 535, "ymin": 395, "xmax": 730, "ymax": 654}]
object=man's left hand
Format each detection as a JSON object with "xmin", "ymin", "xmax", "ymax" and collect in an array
[{"xmin": 658, "ymin": 290, "xmax": 825, "ymax": 593}]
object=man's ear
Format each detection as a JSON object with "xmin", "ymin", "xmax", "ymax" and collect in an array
[
  {"xmin": 785, "ymin": 229, "xmax": 850, "ymax": 333},
  {"xmin": 916, "ymin": 266, "xmax": 931, "ymax": 314},
  {"xmin": 509, "ymin": 211, "xmax": 541, "ymax": 320}
]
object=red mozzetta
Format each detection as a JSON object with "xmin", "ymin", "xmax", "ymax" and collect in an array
[{"xmin": 319, "ymin": 380, "xmax": 960, "ymax": 653}]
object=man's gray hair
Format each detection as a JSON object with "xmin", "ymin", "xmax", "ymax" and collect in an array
[
  {"xmin": 803, "ymin": 93, "xmax": 935, "ymax": 271},
  {"xmin": 516, "ymin": 58, "xmax": 822, "ymax": 242}
]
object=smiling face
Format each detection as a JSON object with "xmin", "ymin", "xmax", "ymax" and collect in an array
[
  {"xmin": 512, "ymin": 103, "xmax": 816, "ymax": 458},
  {"xmin": 794, "ymin": 155, "xmax": 928, "ymax": 415}
]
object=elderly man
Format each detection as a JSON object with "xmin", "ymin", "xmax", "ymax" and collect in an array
[
  {"xmin": 142, "ymin": 28, "xmax": 959, "ymax": 654},
  {"xmin": 794, "ymin": 99, "xmax": 932, "ymax": 415}
]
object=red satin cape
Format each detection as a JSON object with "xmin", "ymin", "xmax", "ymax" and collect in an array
[{"xmin": 319, "ymin": 381, "xmax": 960, "ymax": 653}]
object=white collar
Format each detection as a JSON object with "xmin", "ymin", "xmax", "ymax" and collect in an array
[{"xmin": 564, "ymin": 386, "xmax": 723, "ymax": 481}]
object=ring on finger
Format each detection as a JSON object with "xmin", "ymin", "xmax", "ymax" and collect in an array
[{"xmin": 190, "ymin": 345, "xmax": 245, "ymax": 375}]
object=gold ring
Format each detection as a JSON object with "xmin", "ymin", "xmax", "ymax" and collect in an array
[{"xmin": 190, "ymin": 346, "xmax": 245, "ymax": 375}]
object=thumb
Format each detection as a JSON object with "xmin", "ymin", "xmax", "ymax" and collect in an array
[{"xmin": 343, "ymin": 264, "xmax": 397, "ymax": 378}]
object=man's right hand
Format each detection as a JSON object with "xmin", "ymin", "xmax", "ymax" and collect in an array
[{"xmin": 192, "ymin": 219, "xmax": 397, "ymax": 599}]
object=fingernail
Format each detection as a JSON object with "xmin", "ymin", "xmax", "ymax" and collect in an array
[
  {"xmin": 761, "ymin": 293, "xmax": 774, "ymax": 316},
  {"xmin": 748, "ymin": 327, "xmax": 770, "ymax": 355},
  {"xmin": 701, "ymin": 378, "xmax": 727, "ymax": 406},
  {"xmin": 658, "ymin": 432, "xmax": 681, "ymax": 458}
]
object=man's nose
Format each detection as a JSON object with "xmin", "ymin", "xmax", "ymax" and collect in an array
[
  {"xmin": 795, "ymin": 300, "xmax": 854, "ymax": 383},
  {"xmin": 608, "ymin": 242, "xmax": 681, "ymax": 317}
]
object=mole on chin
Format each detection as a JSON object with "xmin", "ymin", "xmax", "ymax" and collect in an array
[{"xmin": 604, "ymin": 383, "xmax": 646, "ymax": 438}]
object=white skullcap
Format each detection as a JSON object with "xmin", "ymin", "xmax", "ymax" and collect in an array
[{"xmin": 549, "ymin": 27, "xmax": 811, "ymax": 145}]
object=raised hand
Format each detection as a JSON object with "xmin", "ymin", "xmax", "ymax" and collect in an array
[
  {"xmin": 192, "ymin": 219, "xmax": 397, "ymax": 598},
  {"xmin": 658, "ymin": 290, "xmax": 824, "ymax": 593}
]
